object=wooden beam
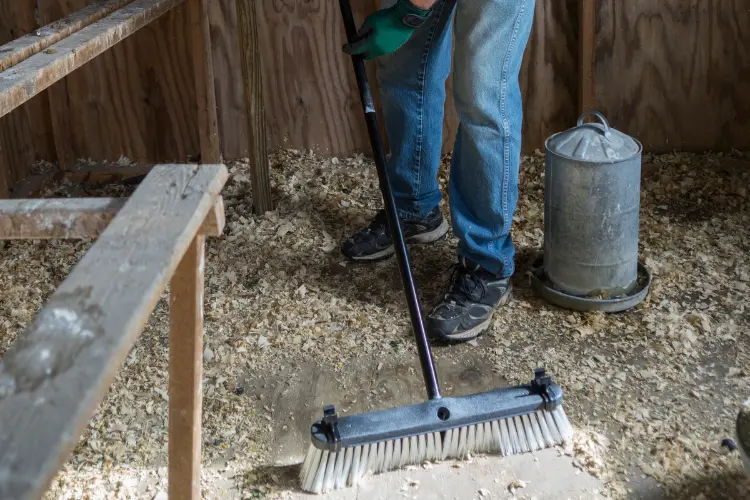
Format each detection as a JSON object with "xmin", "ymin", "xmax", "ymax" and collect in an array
[
  {"xmin": 0, "ymin": 0, "xmax": 186, "ymax": 119},
  {"xmin": 0, "ymin": 164, "xmax": 227, "ymax": 500},
  {"xmin": 8, "ymin": 172, "xmax": 59, "ymax": 199},
  {"xmin": 0, "ymin": 198, "xmax": 125, "ymax": 239},
  {"xmin": 0, "ymin": 164, "xmax": 9, "ymax": 199},
  {"xmin": 0, "ymin": 195, "xmax": 226, "ymax": 240},
  {"xmin": 236, "ymin": 0, "xmax": 273, "ymax": 214},
  {"xmin": 189, "ymin": 0, "xmax": 221, "ymax": 163},
  {"xmin": 64, "ymin": 163, "xmax": 157, "ymax": 183},
  {"xmin": 168, "ymin": 234, "xmax": 205, "ymax": 500},
  {"xmin": 0, "ymin": 0, "xmax": 136, "ymax": 73},
  {"xmin": 579, "ymin": 0, "xmax": 597, "ymax": 113},
  {"xmin": 200, "ymin": 195, "xmax": 225, "ymax": 237}
]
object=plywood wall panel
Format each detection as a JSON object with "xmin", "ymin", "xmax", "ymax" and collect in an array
[
  {"xmin": 594, "ymin": 0, "xmax": 750, "ymax": 151},
  {"xmin": 37, "ymin": 0, "xmax": 199, "ymax": 163},
  {"xmin": 0, "ymin": 0, "xmax": 57, "ymax": 194}
]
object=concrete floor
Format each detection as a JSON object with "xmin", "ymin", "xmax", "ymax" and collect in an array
[
  {"xmin": 281, "ymin": 450, "xmax": 603, "ymax": 499},
  {"xmin": 248, "ymin": 354, "xmax": 605, "ymax": 499}
]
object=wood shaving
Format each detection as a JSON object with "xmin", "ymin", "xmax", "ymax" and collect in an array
[{"xmin": 1, "ymin": 149, "xmax": 750, "ymax": 499}]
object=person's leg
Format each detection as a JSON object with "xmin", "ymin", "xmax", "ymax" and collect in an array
[
  {"xmin": 342, "ymin": 0, "xmax": 456, "ymax": 262},
  {"xmin": 427, "ymin": 0, "xmax": 535, "ymax": 341}
]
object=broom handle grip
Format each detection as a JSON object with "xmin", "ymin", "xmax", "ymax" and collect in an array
[{"xmin": 339, "ymin": 0, "xmax": 442, "ymax": 401}]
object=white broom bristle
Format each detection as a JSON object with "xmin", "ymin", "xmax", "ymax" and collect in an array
[{"xmin": 299, "ymin": 406, "xmax": 574, "ymax": 494}]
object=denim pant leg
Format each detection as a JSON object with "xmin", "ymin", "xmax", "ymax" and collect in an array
[
  {"xmin": 376, "ymin": 0, "xmax": 456, "ymax": 219},
  {"xmin": 450, "ymin": 0, "xmax": 535, "ymax": 277}
]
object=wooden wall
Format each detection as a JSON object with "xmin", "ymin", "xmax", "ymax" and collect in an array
[
  {"xmin": 1, "ymin": 0, "xmax": 749, "ymax": 192},
  {"xmin": 595, "ymin": 0, "xmax": 750, "ymax": 152}
]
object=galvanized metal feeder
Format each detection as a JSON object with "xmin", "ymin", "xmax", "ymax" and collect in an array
[{"xmin": 531, "ymin": 110, "xmax": 652, "ymax": 312}]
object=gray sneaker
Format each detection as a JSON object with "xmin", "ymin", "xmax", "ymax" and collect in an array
[
  {"xmin": 426, "ymin": 258, "xmax": 512, "ymax": 342},
  {"xmin": 341, "ymin": 207, "xmax": 449, "ymax": 262}
]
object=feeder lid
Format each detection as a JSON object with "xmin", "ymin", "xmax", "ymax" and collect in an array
[{"xmin": 545, "ymin": 110, "xmax": 642, "ymax": 163}]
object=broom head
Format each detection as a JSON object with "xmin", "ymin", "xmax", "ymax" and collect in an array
[{"xmin": 299, "ymin": 368, "xmax": 573, "ymax": 494}]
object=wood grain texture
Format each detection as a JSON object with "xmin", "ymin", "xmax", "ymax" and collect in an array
[
  {"xmin": 3, "ymin": 0, "xmax": 750, "ymax": 175},
  {"xmin": 595, "ymin": 0, "xmax": 750, "ymax": 151},
  {"xmin": 207, "ymin": 0, "xmax": 247, "ymax": 158},
  {"xmin": 0, "ymin": 0, "xmax": 56, "ymax": 195},
  {"xmin": 579, "ymin": 0, "xmax": 596, "ymax": 113},
  {"xmin": 0, "ymin": 0, "xmax": 188, "ymax": 118},
  {"xmin": 168, "ymin": 234, "xmax": 205, "ymax": 500},
  {"xmin": 236, "ymin": 0, "xmax": 273, "ymax": 213},
  {"xmin": 0, "ymin": 195, "xmax": 225, "ymax": 239},
  {"xmin": 189, "ymin": 0, "xmax": 220, "ymax": 163},
  {"xmin": 520, "ymin": 0, "xmax": 580, "ymax": 151},
  {"xmin": 0, "ymin": 0, "xmax": 136, "ymax": 72},
  {"xmin": 37, "ymin": 0, "xmax": 198, "ymax": 164},
  {"xmin": 253, "ymin": 0, "xmax": 380, "ymax": 156},
  {"xmin": 0, "ymin": 164, "xmax": 227, "ymax": 500},
  {"xmin": 0, "ymin": 197, "xmax": 125, "ymax": 239},
  {"xmin": 200, "ymin": 195, "xmax": 225, "ymax": 236}
]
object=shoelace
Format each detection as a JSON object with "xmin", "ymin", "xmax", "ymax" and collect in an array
[
  {"xmin": 350, "ymin": 211, "xmax": 390, "ymax": 243},
  {"xmin": 444, "ymin": 265, "xmax": 487, "ymax": 306}
]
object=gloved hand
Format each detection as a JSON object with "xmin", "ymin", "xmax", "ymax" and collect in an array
[{"xmin": 343, "ymin": 0, "xmax": 432, "ymax": 60}]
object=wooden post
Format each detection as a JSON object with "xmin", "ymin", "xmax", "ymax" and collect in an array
[
  {"xmin": 168, "ymin": 234, "xmax": 206, "ymax": 500},
  {"xmin": 579, "ymin": 0, "xmax": 596, "ymax": 114},
  {"xmin": 189, "ymin": 0, "xmax": 220, "ymax": 163},
  {"xmin": 0, "ymin": 163, "xmax": 9, "ymax": 198},
  {"xmin": 236, "ymin": 0, "xmax": 273, "ymax": 214}
]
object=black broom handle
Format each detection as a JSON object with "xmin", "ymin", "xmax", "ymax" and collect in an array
[{"xmin": 339, "ymin": 0, "xmax": 441, "ymax": 401}]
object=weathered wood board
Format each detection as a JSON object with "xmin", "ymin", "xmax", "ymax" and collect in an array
[
  {"xmin": 0, "ymin": 195, "xmax": 225, "ymax": 239},
  {"xmin": 0, "ymin": 164, "xmax": 227, "ymax": 500},
  {"xmin": 1, "ymin": 0, "xmax": 749, "ymax": 190}
]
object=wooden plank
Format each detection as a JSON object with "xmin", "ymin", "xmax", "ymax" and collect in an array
[
  {"xmin": 595, "ymin": 0, "xmax": 750, "ymax": 151},
  {"xmin": 0, "ymin": 1, "xmax": 57, "ymax": 191},
  {"xmin": 189, "ymin": 0, "xmax": 220, "ymax": 163},
  {"xmin": 200, "ymin": 195, "xmax": 225, "ymax": 237},
  {"xmin": 206, "ymin": 0, "xmax": 246, "ymax": 158},
  {"xmin": 0, "ymin": 161, "xmax": 9, "ymax": 198},
  {"xmin": 236, "ymin": 0, "xmax": 273, "ymax": 213},
  {"xmin": 64, "ymin": 162, "xmax": 157, "ymax": 183},
  {"xmin": 0, "ymin": 0, "xmax": 187, "ymax": 119},
  {"xmin": 0, "ymin": 195, "xmax": 225, "ymax": 240},
  {"xmin": 168, "ymin": 234, "xmax": 205, "ymax": 500},
  {"xmin": 0, "ymin": 163, "xmax": 227, "ymax": 500},
  {"xmin": 8, "ymin": 172, "xmax": 60, "ymax": 199},
  {"xmin": 578, "ymin": 0, "xmax": 596, "ymax": 113},
  {"xmin": 0, "ymin": 198, "xmax": 123, "ymax": 239},
  {"xmin": 0, "ymin": 0, "xmax": 136, "ymax": 73}
]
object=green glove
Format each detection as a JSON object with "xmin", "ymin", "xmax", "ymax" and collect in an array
[{"xmin": 343, "ymin": 0, "xmax": 432, "ymax": 60}]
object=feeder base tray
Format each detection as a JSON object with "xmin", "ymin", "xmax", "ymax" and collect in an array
[
  {"xmin": 738, "ymin": 401, "xmax": 750, "ymax": 477},
  {"xmin": 530, "ymin": 254, "xmax": 652, "ymax": 313}
]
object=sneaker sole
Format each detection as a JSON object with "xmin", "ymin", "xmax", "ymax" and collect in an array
[
  {"xmin": 432, "ymin": 284, "xmax": 513, "ymax": 343},
  {"xmin": 347, "ymin": 218, "xmax": 450, "ymax": 262}
]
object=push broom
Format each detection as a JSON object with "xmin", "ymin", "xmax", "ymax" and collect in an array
[{"xmin": 299, "ymin": 1, "xmax": 574, "ymax": 493}]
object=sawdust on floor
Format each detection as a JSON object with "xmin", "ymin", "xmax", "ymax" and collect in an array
[{"xmin": 1, "ymin": 149, "xmax": 749, "ymax": 499}]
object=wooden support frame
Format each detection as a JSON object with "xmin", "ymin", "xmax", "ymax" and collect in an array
[
  {"xmin": 579, "ymin": 0, "xmax": 597, "ymax": 114},
  {"xmin": 0, "ymin": 195, "xmax": 224, "ymax": 240},
  {"xmin": 0, "ymin": 164, "xmax": 228, "ymax": 500},
  {"xmin": 236, "ymin": 0, "xmax": 274, "ymax": 214},
  {"xmin": 0, "ymin": 1, "xmax": 226, "ymax": 497},
  {"xmin": 0, "ymin": 0, "xmax": 137, "ymax": 73},
  {"xmin": 0, "ymin": 0, "xmax": 187, "ymax": 119}
]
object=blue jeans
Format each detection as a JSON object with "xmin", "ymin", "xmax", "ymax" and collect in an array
[{"xmin": 377, "ymin": 0, "xmax": 535, "ymax": 278}]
